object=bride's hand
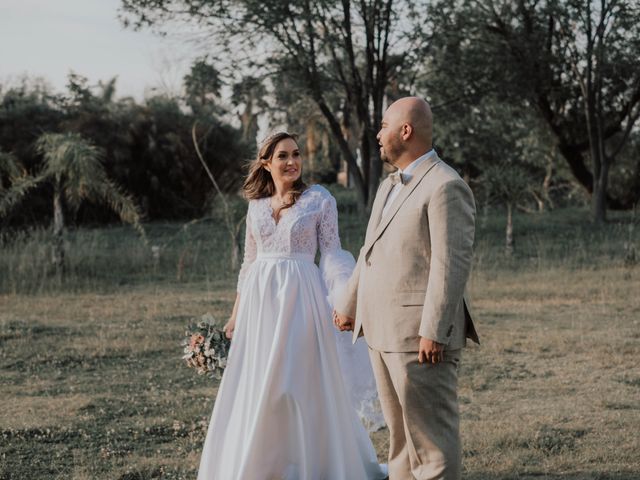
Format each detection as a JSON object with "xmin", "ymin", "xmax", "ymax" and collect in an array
[
  {"xmin": 333, "ymin": 310, "xmax": 354, "ymax": 332},
  {"xmin": 223, "ymin": 318, "xmax": 236, "ymax": 339}
]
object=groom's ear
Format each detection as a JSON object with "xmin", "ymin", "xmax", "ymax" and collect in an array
[{"xmin": 401, "ymin": 123, "xmax": 413, "ymax": 140}]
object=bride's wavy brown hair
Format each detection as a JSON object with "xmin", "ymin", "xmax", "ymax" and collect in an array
[{"xmin": 243, "ymin": 132, "xmax": 307, "ymax": 213}]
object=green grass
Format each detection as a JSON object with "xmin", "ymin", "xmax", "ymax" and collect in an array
[
  {"xmin": 1, "ymin": 201, "xmax": 639, "ymax": 479},
  {"xmin": 0, "ymin": 220, "xmax": 236, "ymax": 294},
  {"xmin": 474, "ymin": 206, "xmax": 639, "ymax": 271}
]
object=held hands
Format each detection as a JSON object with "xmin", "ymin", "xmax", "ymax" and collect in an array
[
  {"xmin": 223, "ymin": 317, "xmax": 236, "ymax": 339},
  {"xmin": 331, "ymin": 313, "xmax": 446, "ymax": 361},
  {"xmin": 333, "ymin": 310, "xmax": 354, "ymax": 332},
  {"xmin": 418, "ymin": 337, "xmax": 445, "ymax": 365}
]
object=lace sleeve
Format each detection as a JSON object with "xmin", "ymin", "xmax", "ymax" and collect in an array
[
  {"xmin": 236, "ymin": 206, "xmax": 257, "ymax": 293},
  {"xmin": 318, "ymin": 193, "xmax": 355, "ymax": 307},
  {"xmin": 318, "ymin": 194, "xmax": 340, "ymax": 254}
]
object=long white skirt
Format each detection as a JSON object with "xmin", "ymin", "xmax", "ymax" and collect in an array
[{"xmin": 197, "ymin": 253, "xmax": 387, "ymax": 480}]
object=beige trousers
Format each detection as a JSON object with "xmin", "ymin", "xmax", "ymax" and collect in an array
[{"xmin": 368, "ymin": 348, "xmax": 462, "ymax": 480}]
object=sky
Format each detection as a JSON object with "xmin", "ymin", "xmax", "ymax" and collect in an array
[{"xmin": 0, "ymin": 0, "xmax": 196, "ymax": 100}]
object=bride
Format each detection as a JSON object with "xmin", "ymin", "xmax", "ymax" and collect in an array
[{"xmin": 197, "ymin": 132, "xmax": 387, "ymax": 479}]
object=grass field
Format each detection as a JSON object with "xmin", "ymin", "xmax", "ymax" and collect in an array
[{"xmin": 1, "ymin": 199, "xmax": 639, "ymax": 479}]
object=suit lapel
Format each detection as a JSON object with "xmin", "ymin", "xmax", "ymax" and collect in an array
[
  {"xmin": 363, "ymin": 154, "xmax": 442, "ymax": 257},
  {"xmin": 367, "ymin": 178, "xmax": 393, "ymax": 236}
]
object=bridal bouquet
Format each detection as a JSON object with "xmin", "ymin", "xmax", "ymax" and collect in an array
[{"xmin": 182, "ymin": 313, "xmax": 230, "ymax": 379}]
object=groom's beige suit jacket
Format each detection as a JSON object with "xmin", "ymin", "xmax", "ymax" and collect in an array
[{"xmin": 336, "ymin": 152, "xmax": 479, "ymax": 351}]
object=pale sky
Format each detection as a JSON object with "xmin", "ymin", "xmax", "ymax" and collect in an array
[{"xmin": 0, "ymin": 0, "xmax": 196, "ymax": 100}]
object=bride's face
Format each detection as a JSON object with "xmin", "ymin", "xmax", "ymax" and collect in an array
[{"xmin": 265, "ymin": 138, "xmax": 302, "ymax": 185}]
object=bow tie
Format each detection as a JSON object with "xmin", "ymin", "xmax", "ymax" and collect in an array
[{"xmin": 389, "ymin": 170, "xmax": 405, "ymax": 186}]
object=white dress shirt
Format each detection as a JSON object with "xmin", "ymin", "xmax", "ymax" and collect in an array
[{"xmin": 382, "ymin": 149, "xmax": 436, "ymax": 217}]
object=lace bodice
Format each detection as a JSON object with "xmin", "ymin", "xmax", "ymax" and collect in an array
[{"xmin": 237, "ymin": 185, "xmax": 341, "ymax": 291}]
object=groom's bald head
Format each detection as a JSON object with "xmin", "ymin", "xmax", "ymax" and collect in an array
[
  {"xmin": 390, "ymin": 97, "xmax": 433, "ymax": 144},
  {"xmin": 377, "ymin": 96, "xmax": 433, "ymax": 168}
]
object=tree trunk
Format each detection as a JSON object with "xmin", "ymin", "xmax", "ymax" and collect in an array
[
  {"xmin": 306, "ymin": 121, "xmax": 317, "ymax": 183},
  {"xmin": 359, "ymin": 128, "xmax": 372, "ymax": 211},
  {"xmin": 231, "ymin": 234, "xmax": 241, "ymax": 272},
  {"xmin": 532, "ymin": 191, "xmax": 545, "ymax": 213},
  {"xmin": 541, "ymin": 148, "xmax": 554, "ymax": 211},
  {"xmin": 506, "ymin": 202, "xmax": 514, "ymax": 257},
  {"xmin": 365, "ymin": 129, "xmax": 382, "ymax": 213},
  {"xmin": 52, "ymin": 188, "xmax": 65, "ymax": 274},
  {"xmin": 239, "ymin": 98, "xmax": 258, "ymax": 144},
  {"xmin": 587, "ymin": 114, "xmax": 607, "ymax": 223},
  {"xmin": 316, "ymin": 100, "xmax": 368, "ymax": 211},
  {"xmin": 592, "ymin": 158, "xmax": 609, "ymax": 223}
]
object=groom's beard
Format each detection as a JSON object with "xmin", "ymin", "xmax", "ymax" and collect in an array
[{"xmin": 380, "ymin": 142, "xmax": 405, "ymax": 166}]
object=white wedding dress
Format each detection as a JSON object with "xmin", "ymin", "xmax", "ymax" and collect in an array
[{"xmin": 197, "ymin": 185, "xmax": 387, "ymax": 480}]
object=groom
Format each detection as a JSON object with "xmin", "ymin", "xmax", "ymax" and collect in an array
[{"xmin": 334, "ymin": 97, "xmax": 479, "ymax": 480}]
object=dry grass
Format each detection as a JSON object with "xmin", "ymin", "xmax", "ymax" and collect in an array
[
  {"xmin": 2, "ymin": 266, "xmax": 638, "ymax": 479},
  {"xmin": 1, "ymin": 286, "xmax": 229, "ymax": 480},
  {"xmin": 459, "ymin": 266, "xmax": 640, "ymax": 479}
]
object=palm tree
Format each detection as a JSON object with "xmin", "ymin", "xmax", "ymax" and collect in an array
[{"xmin": 0, "ymin": 132, "xmax": 145, "ymax": 272}]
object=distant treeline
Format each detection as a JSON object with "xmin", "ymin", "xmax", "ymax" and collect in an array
[{"xmin": 0, "ymin": 74, "xmax": 252, "ymax": 228}]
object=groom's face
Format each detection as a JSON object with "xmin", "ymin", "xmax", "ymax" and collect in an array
[{"xmin": 377, "ymin": 109, "xmax": 405, "ymax": 165}]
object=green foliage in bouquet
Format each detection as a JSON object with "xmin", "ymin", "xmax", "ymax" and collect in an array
[{"xmin": 182, "ymin": 313, "xmax": 230, "ymax": 379}]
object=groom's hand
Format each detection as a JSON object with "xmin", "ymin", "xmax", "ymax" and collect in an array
[
  {"xmin": 333, "ymin": 310, "xmax": 354, "ymax": 332},
  {"xmin": 418, "ymin": 337, "xmax": 445, "ymax": 365}
]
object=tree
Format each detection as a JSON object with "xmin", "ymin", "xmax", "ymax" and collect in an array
[
  {"xmin": 0, "ymin": 74, "xmax": 252, "ymax": 226},
  {"xmin": 481, "ymin": 162, "xmax": 534, "ymax": 256},
  {"xmin": 427, "ymin": 0, "xmax": 640, "ymax": 222},
  {"xmin": 0, "ymin": 133, "xmax": 145, "ymax": 272},
  {"xmin": 0, "ymin": 77, "xmax": 63, "ymax": 169},
  {"xmin": 559, "ymin": 0, "xmax": 640, "ymax": 221},
  {"xmin": 232, "ymin": 76, "xmax": 268, "ymax": 144},
  {"xmin": 120, "ymin": 0, "xmax": 426, "ymax": 211},
  {"xmin": 184, "ymin": 57, "xmax": 224, "ymax": 115},
  {"xmin": 430, "ymin": 94, "xmax": 545, "ymax": 255},
  {"xmin": 427, "ymin": 91, "xmax": 566, "ymax": 212}
]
